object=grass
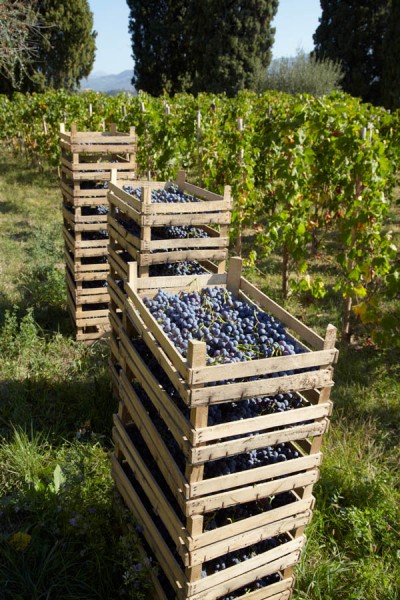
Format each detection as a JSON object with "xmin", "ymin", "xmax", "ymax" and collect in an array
[
  {"xmin": 0, "ymin": 149, "xmax": 154, "ymax": 599},
  {"xmin": 0, "ymin": 146, "xmax": 399, "ymax": 599}
]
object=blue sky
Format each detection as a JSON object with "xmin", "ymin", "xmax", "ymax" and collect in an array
[{"xmin": 88, "ymin": 0, "xmax": 322, "ymax": 75}]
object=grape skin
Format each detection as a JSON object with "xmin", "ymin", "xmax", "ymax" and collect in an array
[{"xmin": 143, "ymin": 286, "xmax": 304, "ymax": 365}]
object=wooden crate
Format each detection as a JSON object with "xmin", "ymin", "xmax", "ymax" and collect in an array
[
  {"xmin": 66, "ymin": 292, "xmax": 109, "ymax": 342},
  {"xmin": 59, "ymin": 123, "xmax": 138, "ymax": 344},
  {"xmin": 112, "ymin": 408, "xmax": 315, "ymax": 560},
  {"xmin": 64, "ymin": 248, "xmax": 109, "ymax": 281},
  {"xmin": 112, "ymin": 453, "xmax": 302, "ymax": 600},
  {"xmin": 122, "ymin": 259, "xmax": 337, "ymax": 407},
  {"xmin": 107, "ymin": 170, "xmax": 231, "ymax": 277},
  {"xmin": 111, "ymin": 257, "xmax": 338, "ymax": 598},
  {"xmin": 59, "ymin": 122, "xmax": 137, "ymax": 210}
]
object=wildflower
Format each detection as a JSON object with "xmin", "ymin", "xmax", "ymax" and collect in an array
[
  {"xmin": 9, "ymin": 532, "xmax": 31, "ymax": 551},
  {"xmin": 69, "ymin": 517, "xmax": 78, "ymax": 526}
]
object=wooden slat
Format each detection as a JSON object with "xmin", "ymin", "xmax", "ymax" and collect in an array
[
  {"xmin": 142, "ymin": 212, "xmax": 232, "ymax": 227},
  {"xmin": 186, "ymin": 536, "xmax": 305, "ymax": 596},
  {"xmin": 190, "ymin": 348, "xmax": 337, "ymax": 385},
  {"xmin": 62, "ymin": 157, "xmax": 135, "ymax": 171},
  {"xmin": 189, "ymin": 369, "xmax": 333, "ymax": 406},
  {"xmin": 189, "ymin": 454, "xmax": 322, "ymax": 502},
  {"xmin": 113, "ymin": 418, "xmax": 191, "ymax": 557},
  {"xmin": 118, "ymin": 377, "xmax": 189, "ymax": 503},
  {"xmin": 119, "ymin": 341, "xmax": 193, "ymax": 446},
  {"xmin": 179, "ymin": 181, "xmax": 227, "ymax": 204},
  {"xmin": 188, "ymin": 512, "xmax": 311, "ymax": 568},
  {"xmin": 65, "ymin": 143, "xmax": 136, "ymax": 154},
  {"xmin": 191, "ymin": 419, "xmax": 329, "ymax": 464},
  {"xmin": 143, "ymin": 199, "xmax": 231, "ymax": 215},
  {"xmin": 131, "ymin": 272, "xmax": 227, "ymax": 292},
  {"xmin": 195, "ymin": 402, "xmax": 331, "ymax": 444},
  {"xmin": 111, "ymin": 457, "xmax": 186, "ymax": 593},
  {"xmin": 61, "ymin": 130, "xmax": 136, "ymax": 143},
  {"xmin": 139, "ymin": 249, "xmax": 227, "ymax": 266},
  {"xmin": 191, "ymin": 495, "xmax": 313, "ymax": 553},
  {"xmin": 193, "ymin": 577, "xmax": 293, "ymax": 600},
  {"xmin": 143, "ymin": 236, "xmax": 228, "ymax": 251}
]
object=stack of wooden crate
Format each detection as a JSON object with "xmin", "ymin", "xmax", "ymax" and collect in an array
[
  {"xmin": 111, "ymin": 258, "xmax": 338, "ymax": 599},
  {"xmin": 59, "ymin": 123, "xmax": 137, "ymax": 343},
  {"xmin": 106, "ymin": 170, "xmax": 232, "ymax": 388}
]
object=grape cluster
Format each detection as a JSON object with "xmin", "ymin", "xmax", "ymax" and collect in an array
[
  {"xmin": 220, "ymin": 574, "xmax": 281, "ymax": 599},
  {"xmin": 153, "ymin": 224, "xmax": 208, "ymax": 240},
  {"xmin": 82, "ymin": 279, "xmax": 107, "ymax": 289},
  {"xmin": 81, "ymin": 205, "xmax": 109, "ymax": 216},
  {"xmin": 204, "ymin": 492, "xmax": 295, "ymax": 531},
  {"xmin": 80, "ymin": 180, "xmax": 108, "ymax": 191},
  {"xmin": 81, "ymin": 229, "xmax": 108, "ymax": 241},
  {"xmin": 208, "ymin": 392, "xmax": 303, "ymax": 425},
  {"xmin": 123, "ymin": 183, "xmax": 199, "ymax": 204},
  {"xmin": 144, "ymin": 286, "xmax": 303, "ymax": 365},
  {"xmin": 202, "ymin": 535, "xmax": 288, "ymax": 578},
  {"xmin": 80, "ymin": 255, "xmax": 108, "ymax": 265},
  {"xmin": 149, "ymin": 261, "xmax": 207, "ymax": 276},
  {"xmin": 204, "ymin": 444, "xmax": 299, "ymax": 478}
]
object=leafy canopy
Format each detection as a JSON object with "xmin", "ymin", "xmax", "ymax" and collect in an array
[
  {"xmin": 126, "ymin": 0, "xmax": 279, "ymax": 96},
  {"xmin": 0, "ymin": 0, "xmax": 97, "ymax": 94}
]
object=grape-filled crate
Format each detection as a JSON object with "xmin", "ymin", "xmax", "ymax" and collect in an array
[
  {"xmin": 59, "ymin": 123, "xmax": 137, "ymax": 343},
  {"xmin": 107, "ymin": 171, "xmax": 232, "ymax": 393},
  {"xmin": 111, "ymin": 257, "xmax": 338, "ymax": 599}
]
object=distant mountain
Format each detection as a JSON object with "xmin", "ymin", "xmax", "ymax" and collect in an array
[{"xmin": 80, "ymin": 70, "xmax": 135, "ymax": 94}]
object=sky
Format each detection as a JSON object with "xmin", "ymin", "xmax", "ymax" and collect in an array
[{"xmin": 88, "ymin": 0, "xmax": 322, "ymax": 76}]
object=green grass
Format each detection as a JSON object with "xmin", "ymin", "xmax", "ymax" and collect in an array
[
  {"xmin": 0, "ymin": 147, "xmax": 399, "ymax": 599},
  {"xmin": 0, "ymin": 149, "xmax": 154, "ymax": 599}
]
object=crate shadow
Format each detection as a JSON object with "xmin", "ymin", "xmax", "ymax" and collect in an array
[{"xmin": 0, "ymin": 359, "xmax": 116, "ymax": 441}]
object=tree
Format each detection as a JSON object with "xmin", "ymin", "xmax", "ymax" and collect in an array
[
  {"xmin": 0, "ymin": 0, "xmax": 96, "ymax": 94},
  {"xmin": 126, "ymin": 0, "xmax": 279, "ymax": 96},
  {"xmin": 260, "ymin": 49, "xmax": 343, "ymax": 96},
  {"xmin": 0, "ymin": 1, "xmax": 38, "ymax": 91},
  {"xmin": 189, "ymin": 0, "xmax": 279, "ymax": 96},
  {"xmin": 381, "ymin": 0, "xmax": 400, "ymax": 109},
  {"xmin": 127, "ymin": 0, "xmax": 192, "ymax": 96},
  {"xmin": 313, "ymin": 0, "xmax": 390, "ymax": 105}
]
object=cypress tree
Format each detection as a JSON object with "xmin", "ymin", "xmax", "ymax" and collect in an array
[
  {"xmin": 127, "ymin": 0, "xmax": 192, "ymax": 96},
  {"xmin": 382, "ymin": 0, "xmax": 400, "ymax": 109},
  {"xmin": 190, "ymin": 0, "xmax": 279, "ymax": 96},
  {"xmin": 126, "ymin": 0, "xmax": 279, "ymax": 96},
  {"xmin": 313, "ymin": 0, "xmax": 390, "ymax": 104},
  {"xmin": 0, "ymin": 0, "xmax": 97, "ymax": 94}
]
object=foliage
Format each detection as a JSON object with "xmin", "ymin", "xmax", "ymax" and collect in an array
[
  {"xmin": 126, "ymin": 0, "xmax": 279, "ymax": 96},
  {"xmin": 126, "ymin": 0, "xmax": 192, "ymax": 96},
  {"xmin": 0, "ymin": 0, "xmax": 96, "ymax": 94},
  {"xmin": 313, "ymin": 0, "xmax": 390, "ymax": 106},
  {"xmin": 0, "ymin": 0, "xmax": 38, "ymax": 90},
  {"xmin": 188, "ymin": 0, "xmax": 279, "ymax": 96},
  {"xmin": 260, "ymin": 49, "xmax": 343, "ymax": 96},
  {"xmin": 381, "ymin": 0, "xmax": 400, "ymax": 110},
  {"xmin": 0, "ymin": 88, "xmax": 398, "ymax": 343},
  {"xmin": 0, "ymin": 146, "xmax": 400, "ymax": 599}
]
